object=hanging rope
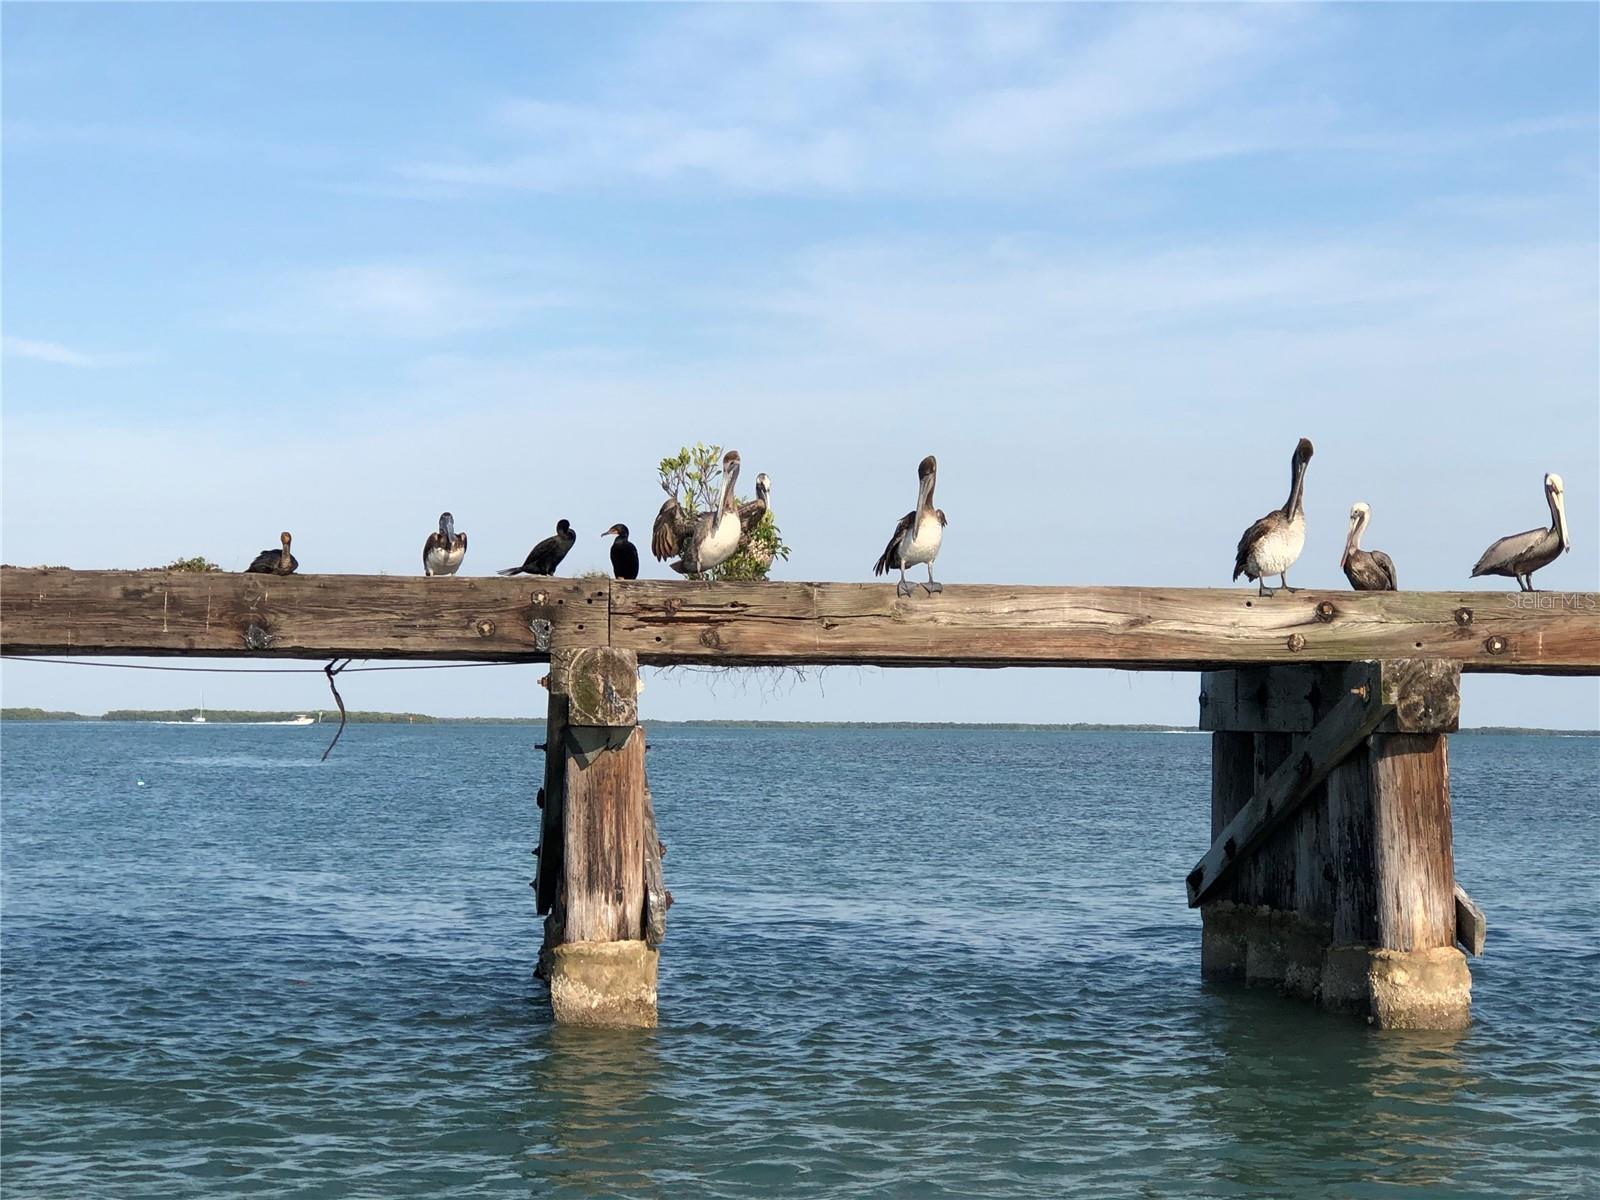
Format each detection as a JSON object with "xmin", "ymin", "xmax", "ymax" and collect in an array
[{"xmin": 320, "ymin": 658, "xmax": 353, "ymax": 762}]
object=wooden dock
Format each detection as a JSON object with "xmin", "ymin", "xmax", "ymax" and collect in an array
[{"xmin": 4, "ymin": 565, "xmax": 1597, "ymax": 1030}]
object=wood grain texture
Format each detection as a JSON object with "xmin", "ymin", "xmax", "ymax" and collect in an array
[
  {"xmin": 1370, "ymin": 734, "xmax": 1457, "ymax": 951},
  {"xmin": 5, "ymin": 570, "xmax": 1596, "ymax": 672},
  {"xmin": 1187, "ymin": 688, "xmax": 1392, "ymax": 907},
  {"xmin": 561, "ymin": 726, "xmax": 646, "ymax": 944},
  {"xmin": 0, "ymin": 569, "xmax": 609, "ymax": 660},
  {"xmin": 1327, "ymin": 743, "xmax": 1380, "ymax": 945},
  {"xmin": 609, "ymin": 581, "xmax": 1599, "ymax": 672}
]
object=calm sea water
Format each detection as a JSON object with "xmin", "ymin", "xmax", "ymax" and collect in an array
[{"xmin": 2, "ymin": 722, "xmax": 1596, "ymax": 1199}]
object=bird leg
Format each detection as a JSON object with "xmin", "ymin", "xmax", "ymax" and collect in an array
[
  {"xmin": 1279, "ymin": 573, "xmax": 1300, "ymax": 594},
  {"xmin": 1257, "ymin": 578, "xmax": 1275, "ymax": 598},
  {"xmin": 921, "ymin": 564, "xmax": 943, "ymax": 594},
  {"xmin": 896, "ymin": 564, "xmax": 913, "ymax": 598}
]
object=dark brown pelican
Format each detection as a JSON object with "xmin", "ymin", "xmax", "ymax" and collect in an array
[
  {"xmin": 422, "ymin": 512, "xmax": 467, "ymax": 576},
  {"xmin": 245, "ymin": 531, "xmax": 298, "ymax": 575},
  {"xmin": 603, "ymin": 524, "xmax": 640, "ymax": 580},
  {"xmin": 737, "ymin": 473, "xmax": 771, "ymax": 537},
  {"xmin": 1471, "ymin": 472, "xmax": 1570, "ymax": 590},
  {"xmin": 1233, "ymin": 438, "xmax": 1313, "ymax": 596},
  {"xmin": 1341, "ymin": 502, "xmax": 1397, "ymax": 591},
  {"xmin": 652, "ymin": 450, "xmax": 744, "ymax": 575},
  {"xmin": 499, "ymin": 520, "xmax": 576, "ymax": 576},
  {"xmin": 873, "ymin": 455, "xmax": 946, "ymax": 596}
]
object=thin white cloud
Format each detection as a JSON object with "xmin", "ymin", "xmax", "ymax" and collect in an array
[
  {"xmin": 226, "ymin": 261, "xmax": 569, "ymax": 340},
  {"xmin": 1, "ymin": 335, "xmax": 146, "ymax": 368}
]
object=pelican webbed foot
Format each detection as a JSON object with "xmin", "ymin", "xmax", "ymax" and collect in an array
[
  {"xmin": 896, "ymin": 580, "xmax": 915, "ymax": 598},
  {"xmin": 921, "ymin": 580, "xmax": 943, "ymax": 594}
]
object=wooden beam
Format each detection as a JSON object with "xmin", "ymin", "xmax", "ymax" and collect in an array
[
  {"xmin": 561, "ymin": 725, "xmax": 646, "ymax": 943},
  {"xmin": 609, "ymin": 581, "xmax": 1599, "ymax": 673},
  {"xmin": 0, "ymin": 568, "xmax": 608, "ymax": 661},
  {"xmin": 1454, "ymin": 884, "xmax": 1486, "ymax": 957},
  {"xmin": 1187, "ymin": 686, "xmax": 1393, "ymax": 907},
  {"xmin": 4, "ymin": 568, "xmax": 1598, "ymax": 672}
]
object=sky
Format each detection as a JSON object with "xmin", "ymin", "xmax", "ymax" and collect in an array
[{"xmin": 2, "ymin": 3, "xmax": 1597, "ymax": 727}]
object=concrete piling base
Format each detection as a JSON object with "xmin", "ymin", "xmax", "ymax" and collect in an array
[
  {"xmin": 548, "ymin": 939, "xmax": 659, "ymax": 1029},
  {"xmin": 1203, "ymin": 903, "xmax": 1470, "ymax": 1030}
]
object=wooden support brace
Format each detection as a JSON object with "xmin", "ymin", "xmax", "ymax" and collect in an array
[
  {"xmin": 1188, "ymin": 687, "xmax": 1390, "ymax": 907},
  {"xmin": 1455, "ymin": 883, "xmax": 1486, "ymax": 957}
]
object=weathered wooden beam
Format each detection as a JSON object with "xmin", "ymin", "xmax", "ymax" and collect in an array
[
  {"xmin": 1454, "ymin": 884, "xmax": 1486, "ymax": 957},
  {"xmin": 610, "ymin": 581, "xmax": 1600, "ymax": 673},
  {"xmin": 1187, "ymin": 686, "xmax": 1392, "ymax": 907},
  {"xmin": 1203, "ymin": 660, "xmax": 1463, "ymax": 734},
  {"xmin": 561, "ymin": 725, "xmax": 647, "ymax": 943},
  {"xmin": 0, "ymin": 568, "xmax": 608, "ymax": 661},
  {"xmin": 5, "ymin": 569, "xmax": 1597, "ymax": 672}
]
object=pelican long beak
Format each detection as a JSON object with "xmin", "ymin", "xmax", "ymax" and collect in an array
[
  {"xmin": 440, "ymin": 514, "xmax": 454, "ymax": 539},
  {"xmin": 1554, "ymin": 490, "xmax": 1570, "ymax": 553}
]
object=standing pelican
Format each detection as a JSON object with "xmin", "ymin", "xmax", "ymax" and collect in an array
[
  {"xmin": 499, "ymin": 519, "xmax": 576, "ymax": 577},
  {"xmin": 652, "ymin": 450, "xmax": 744, "ymax": 575},
  {"xmin": 1471, "ymin": 473, "xmax": 1570, "ymax": 590},
  {"xmin": 245, "ymin": 531, "xmax": 298, "ymax": 575},
  {"xmin": 422, "ymin": 511, "xmax": 467, "ymax": 576},
  {"xmin": 873, "ymin": 454, "xmax": 946, "ymax": 597},
  {"xmin": 603, "ymin": 524, "xmax": 640, "ymax": 580},
  {"xmin": 738, "ymin": 473, "xmax": 771, "ymax": 537},
  {"xmin": 1233, "ymin": 438, "xmax": 1313, "ymax": 596},
  {"xmin": 1341, "ymin": 502, "xmax": 1397, "ymax": 591}
]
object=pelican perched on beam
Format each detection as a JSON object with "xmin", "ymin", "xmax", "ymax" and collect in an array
[
  {"xmin": 422, "ymin": 512, "xmax": 467, "ymax": 576},
  {"xmin": 1471, "ymin": 472, "xmax": 1570, "ymax": 591},
  {"xmin": 1341, "ymin": 502, "xmax": 1397, "ymax": 591},
  {"xmin": 652, "ymin": 450, "xmax": 744, "ymax": 576},
  {"xmin": 1233, "ymin": 438, "xmax": 1313, "ymax": 596},
  {"xmin": 500, "ymin": 519, "xmax": 576, "ymax": 577},
  {"xmin": 874, "ymin": 454, "xmax": 945, "ymax": 597},
  {"xmin": 245, "ymin": 532, "xmax": 298, "ymax": 575},
  {"xmin": 738, "ymin": 473, "xmax": 771, "ymax": 537}
]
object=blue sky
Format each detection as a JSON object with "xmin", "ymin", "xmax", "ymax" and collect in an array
[{"xmin": 3, "ymin": 3, "xmax": 1596, "ymax": 726}]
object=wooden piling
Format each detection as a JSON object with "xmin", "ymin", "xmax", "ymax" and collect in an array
[
  {"xmin": 540, "ymin": 647, "xmax": 659, "ymax": 1028},
  {"xmin": 1196, "ymin": 660, "xmax": 1471, "ymax": 1028}
]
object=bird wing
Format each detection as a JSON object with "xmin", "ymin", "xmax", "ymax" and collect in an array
[
  {"xmin": 246, "ymin": 549, "xmax": 278, "ymax": 573},
  {"xmin": 423, "ymin": 531, "xmax": 445, "ymax": 572},
  {"xmin": 1471, "ymin": 527, "xmax": 1544, "ymax": 576},
  {"xmin": 652, "ymin": 496, "xmax": 692, "ymax": 560},
  {"xmin": 873, "ymin": 511, "xmax": 915, "ymax": 576},
  {"xmin": 517, "ymin": 534, "xmax": 560, "ymax": 573},
  {"xmin": 737, "ymin": 495, "xmax": 767, "ymax": 535},
  {"xmin": 1233, "ymin": 513, "xmax": 1278, "ymax": 580},
  {"xmin": 935, "ymin": 508, "xmax": 948, "ymax": 527},
  {"xmin": 1372, "ymin": 550, "xmax": 1398, "ymax": 590},
  {"xmin": 611, "ymin": 540, "xmax": 640, "ymax": 580}
]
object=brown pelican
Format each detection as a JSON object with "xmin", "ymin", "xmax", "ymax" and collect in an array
[
  {"xmin": 1233, "ymin": 438, "xmax": 1313, "ymax": 596},
  {"xmin": 245, "ymin": 531, "xmax": 298, "ymax": 575},
  {"xmin": 1341, "ymin": 502, "xmax": 1397, "ymax": 591},
  {"xmin": 603, "ymin": 524, "xmax": 640, "ymax": 580},
  {"xmin": 499, "ymin": 520, "xmax": 576, "ymax": 576},
  {"xmin": 738, "ymin": 473, "xmax": 771, "ymax": 537},
  {"xmin": 422, "ymin": 512, "xmax": 467, "ymax": 576},
  {"xmin": 652, "ymin": 450, "xmax": 744, "ymax": 575},
  {"xmin": 1471, "ymin": 473, "xmax": 1570, "ymax": 590},
  {"xmin": 873, "ymin": 454, "xmax": 946, "ymax": 596}
]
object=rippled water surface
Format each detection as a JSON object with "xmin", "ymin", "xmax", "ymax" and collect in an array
[{"xmin": 3, "ymin": 722, "xmax": 1596, "ymax": 1198}]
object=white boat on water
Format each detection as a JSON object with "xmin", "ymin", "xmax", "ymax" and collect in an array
[{"xmin": 161, "ymin": 713, "xmax": 316, "ymax": 726}]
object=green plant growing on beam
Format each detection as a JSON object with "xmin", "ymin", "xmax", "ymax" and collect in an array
[
  {"xmin": 657, "ymin": 443, "xmax": 789, "ymax": 582},
  {"xmin": 157, "ymin": 556, "xmax": 222, "ymax": 572}
]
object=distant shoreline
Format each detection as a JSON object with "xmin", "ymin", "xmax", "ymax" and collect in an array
[{"xmin": 2, "ymin": 708, "xmax": 1595, "ymax": 736}]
